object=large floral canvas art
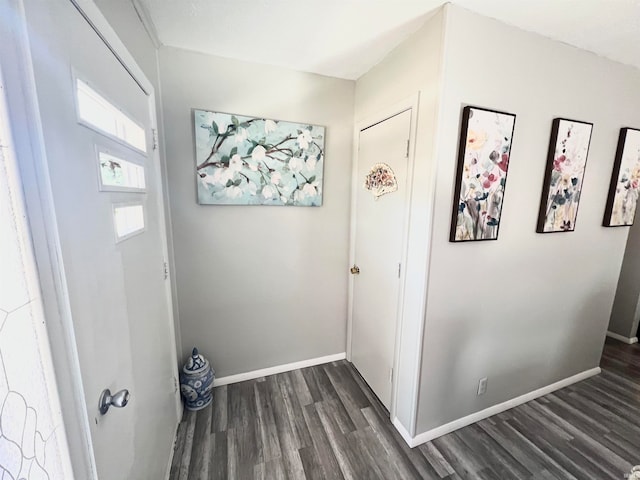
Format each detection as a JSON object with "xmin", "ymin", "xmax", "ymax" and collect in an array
[
  {"xmin": 603, "ymin": 128, "xmax": 640, "ymax": 227},
  {"xmin": 450, "ymin": 106, "xmax": 516, "ymax": 242},
  {"xmin": 537, "ymin": 118, "xmax": 593, "ymax": 233},
  {"xmin": 194, "ymin": 109, "xmax": 325, "ymax": 206}
]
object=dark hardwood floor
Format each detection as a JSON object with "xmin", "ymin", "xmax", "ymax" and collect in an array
[{"xmin": 169, "ymin": 338, "xmax": 640, "ymax": 479}]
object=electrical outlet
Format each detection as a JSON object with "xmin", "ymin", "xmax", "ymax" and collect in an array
[{"xmin": 477, "ymin": 377, "xmax": 488, "ymax": 396}]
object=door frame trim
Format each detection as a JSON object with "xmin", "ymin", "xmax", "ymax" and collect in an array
[
  {"xmin": 70, "ymin": 0, "xmax": 152, "ymax": 95},
  {"xmin": 347, "ymin": 94, "xmax": 420, "ymax": 420}
]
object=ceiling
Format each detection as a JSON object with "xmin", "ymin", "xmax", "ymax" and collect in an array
[{"xmin": 138, "ymin": 0, "xmax": 640, "ymax": 80}]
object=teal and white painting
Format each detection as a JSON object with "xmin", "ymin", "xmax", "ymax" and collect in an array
[{"xmin": 194, "ymin": 109, "xmax": 325, "ymax": 206}]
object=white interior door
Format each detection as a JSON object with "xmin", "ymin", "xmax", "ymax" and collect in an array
[
  {"xmin": 22, "ymin": 1, "xmax": 179, "ymax": 478},
  {"xmin": 351, "ymin": 110, "xmax": 411, "ymax": 410}
]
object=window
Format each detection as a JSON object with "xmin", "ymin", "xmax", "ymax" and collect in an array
[
  {"xmin": 113, "ymin": 203, "xmax": 145, "ymax": 242},
  {"xmin": 0, "ymin": 66, "xmax": 74, "ymax": 479},
  {"xmin": 98, "ymin": 149, "xmax": 146, "ymax": 192},
  {"xmin": 76, "ymin": 78, "xmax": 147, "ymax": 152}
]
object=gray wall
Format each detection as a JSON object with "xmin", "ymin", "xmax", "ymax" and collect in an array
[
  {"xmin": 416, "ymin": 5, "xmax": 640, "ymax": 433},
  {"xmin": 608, "ymin": 220, "xmax": 640, "ymax": 339},
  {"xmin": 159, "ymin": 47, "xmax": 354, "ymax": 376},
  {"xmin": 354, "ymin": 9, "xmax": 444, "ymax": 432}
]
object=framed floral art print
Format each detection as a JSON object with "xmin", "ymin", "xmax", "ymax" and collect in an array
[
  {"xmin": 536, "ymin": 118, "xmax": 593, "ymax": 233},
  {"xmin": 450, "ymin": 105, "xmax": 517, "ymax": 242},
  {"xmin": 194, "ymin": 109, "xmax": 325, "ymax": 206},
  {"xmin": 603, "ymin": 127, "xmax": 640, "ymax": 227}
]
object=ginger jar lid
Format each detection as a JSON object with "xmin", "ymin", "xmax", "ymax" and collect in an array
[{"xmin": 183, "ymin": 347, "xmax": 210, "ymax": 375}]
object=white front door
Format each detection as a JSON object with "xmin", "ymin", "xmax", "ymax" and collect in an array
[
  {"xmin": 22, "ymin": 1, "xmax": 179, "ymax": 478},
  {"xmin": 351, "ymin": 110, "xmax": 411, "ymax": 410}
]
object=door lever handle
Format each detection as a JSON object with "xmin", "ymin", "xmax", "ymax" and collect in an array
[
  {"xmin": 99, "ymin": 388, "xmax": 130, "ymax": 414},
  {"xmin": 350, "ymin": 265, "xmax": 360, "ymax": 275}
]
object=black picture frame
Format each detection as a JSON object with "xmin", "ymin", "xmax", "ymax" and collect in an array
[
  {"xmin": 603, "ymin": 128, "xmax": 640, "ymax": 227},
  {"xmin": 449, "ymin": 105, "xmax": 517, "ymax": 242},
  {"xmin": 536, "ymin": 118, "xmax": 593, "ymax": 233}
]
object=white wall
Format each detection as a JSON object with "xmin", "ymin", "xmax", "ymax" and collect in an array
[
  {"xmin": 608, "ymin": 220, "xmax": 640, "ymax": 339},
  {"xmin": 354, "ymin": 9, "xmax": 444, "ymax": 433},
  {"xmin": 159, "ymin": 47, "xmax": 354, "ymax": 376},
  {"xmin": 416, "ymin": 5, "xmax": 640, "ymax": 434}
]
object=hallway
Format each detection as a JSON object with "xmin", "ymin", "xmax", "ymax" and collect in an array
[{"xmin": 169, "ymin": 338, "xmax": 640, "ymax": 479}]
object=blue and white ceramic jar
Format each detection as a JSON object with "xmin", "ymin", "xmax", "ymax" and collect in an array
[{"xmin": 180, "ymin": 348, "xmax": 215, "ymax": 411}]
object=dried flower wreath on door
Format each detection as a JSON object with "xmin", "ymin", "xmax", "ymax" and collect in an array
[{"xmin": 364, "ymin": 163, "xmax": 398, "ymax": 198}]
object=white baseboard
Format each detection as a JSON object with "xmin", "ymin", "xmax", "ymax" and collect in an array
[
  {"xmin": 606, "ymin": 331, "xmax": 638, "ymax": 344},
  {"xmin": 399, "ymin": 366, "xmax": 601, "ymax": 448},
  {"xmin": 392, "ymin": 417, "xmax": 414, "ymax": 446},
  {"xmin": 213, "ymin": 352, "xmax": 347, "ymax": 387}
]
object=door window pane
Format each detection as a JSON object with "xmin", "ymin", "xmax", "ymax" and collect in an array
[
  {"xmin": 98, "ymin": 150, "xmax": 146, "ymax": 191},
  {"xmin": 76, "ymin": 78, "xmax": 147, "ymax": 152},
  {"xmin": 113, "ymin": 204, "xmax": 145, "ymax": 242}
]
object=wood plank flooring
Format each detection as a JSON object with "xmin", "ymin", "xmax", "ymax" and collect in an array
[{"xmin": 169, "ymin": 338, "xmax": 640, "ymax": 479}]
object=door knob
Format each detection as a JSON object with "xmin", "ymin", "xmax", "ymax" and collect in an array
[
  {"xmin": 350, "ymin": 265, "xmax": 360, "ymax": 275},
  {"xmin": 99, "ymin": 388, "xmax": 130, "ymax": 414}
]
